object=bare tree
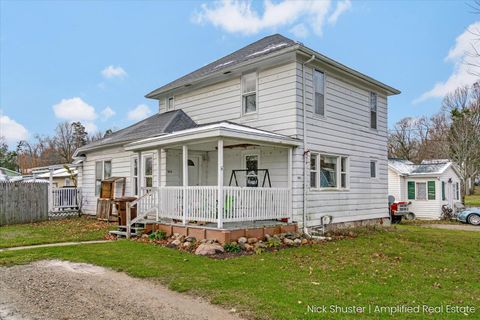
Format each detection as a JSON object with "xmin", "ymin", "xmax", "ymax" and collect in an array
[
  {"xmin": 388, "ymin": 118, "xmax": 418, "ymax": 161},
  {"xmin": 54, "ymin": 121, "xmax": 75, "ymax": 163},
  {"xmin": 444, "ymin": 84, "xmax": 480, "ymax": 196}
]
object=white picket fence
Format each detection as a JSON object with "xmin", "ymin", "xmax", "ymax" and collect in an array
[
  {"xmin": 51, "ymin": 187, "xmax": 80, "ymax": 211},
  {"xmin": 144, "ymin": 186, "xmax": 290, "ymax": 225}
]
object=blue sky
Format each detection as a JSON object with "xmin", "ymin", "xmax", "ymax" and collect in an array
[{"xmin": 0, "ymin": 0, "xmax": 478, "ymax": 148}]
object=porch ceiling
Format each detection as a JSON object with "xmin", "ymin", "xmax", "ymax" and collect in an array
[{"xmin": 124, "ymin": 122, "xmax": 301, "ymax": 151}]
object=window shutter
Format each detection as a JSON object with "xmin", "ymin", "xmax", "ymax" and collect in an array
[
  {"xmin": 427, "ymin": 181, "xmax": 436, "ymax": 200},
  {"xmin": 441, "ymin": 181, "xmax": 446, "ymax": 201},
  {"xmin": 407, "ymin": 181, "xmax": 415, "ymax": 200}
]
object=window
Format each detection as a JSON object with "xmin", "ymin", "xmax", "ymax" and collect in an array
[
  {"xmin": 95, "ymin": 160, "xmax": 112, "ymax": 196},
  {"xmin": 132, "ymin": 157, "xmax": 139, "ymax": 195},
  {"xmin": 242, "ymin": 73, "xmax": 257, "ymax": 114},
  {"xmin": 310, "ymin": 153, "xmax": 349, "ymax": 189},
  {"xmin": 427, "ymin": 181, "xmax": 436, "ymax": 200},
  {"xmin": 143, "ymin": 155, "xmax": 153, "ymax": 188},
  {"xmin": 370, "ymin": 160, "xmax": 377, "ymax": 178},
  {"xmin": 64, "ymin": 178, "xmax": 71, "ymax": 187},
  {"xmin": 310, "ymin": 154, "xmax": 318, "ymax": 188},
  {"xmin": 455, "ymin": 182, "xmax": 460, "ymax": 200},
  {"xmin": 442, "ymin": 181, "xmax": 446, "ymax": 201},
  {"xmin": 167, "ymin": 97, "xmax": 174, "ymax": 111},
  {"xmin": 340, "ymin": 157, "xmax": 348, "ymax": 188},
  {"xmin": 370, "ymin": 92, "xmax": 377, "ymax": 129},
  {"xmin": 314, "ymin": 70, "xmax": 325, "ymax": 116},
  {"xmin": 416, "ymin": 182, "xmax": 427, "ymax": 200}
]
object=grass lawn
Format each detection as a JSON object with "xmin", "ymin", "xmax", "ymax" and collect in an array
[
  {"xmin": 0, "ymin": 225, "xmax": 478, "ymax": 319},
  {"xmin": 465, "ymin": 186, "xmax": 480, "ymax": 207},
  {"xmin": 0, "ymin": 217, "xmax": 115, "ymax": 248}
]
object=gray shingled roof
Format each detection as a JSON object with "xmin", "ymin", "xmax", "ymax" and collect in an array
[
  {"xmin": 145, "ymin": 34, "xmax": 297, "ymax": 98},
  {"xmin": 75, "ymin": 110, "xmax": 196, "ymax": 155}
]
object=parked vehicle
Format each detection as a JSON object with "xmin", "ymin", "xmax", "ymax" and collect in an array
[
  {"xmin": 456, "ymin": 207, "xmax": 480, "ymax": 226},
  {"xmin": 388, "ymin": 196, "xmax": 415, "ymax": 224}
]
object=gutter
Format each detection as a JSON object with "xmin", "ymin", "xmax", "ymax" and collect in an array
[{"xmin": 302, "ymin": 54, "xmax": 316, "ymax": 235}]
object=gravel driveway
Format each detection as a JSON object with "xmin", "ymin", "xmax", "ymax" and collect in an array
[{"xmin": 0, "ymin": 260, "xmax": 241, "ymax": 320}]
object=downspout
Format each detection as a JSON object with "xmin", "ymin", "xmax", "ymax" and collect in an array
[{"xmin": 302, "ymin": 54, "xmax": 315, "ymax": 235}]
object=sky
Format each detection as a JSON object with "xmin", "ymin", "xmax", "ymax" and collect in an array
[{"xmin": 0, "ymin": 0, "xmax": 478, "ymax": 148}]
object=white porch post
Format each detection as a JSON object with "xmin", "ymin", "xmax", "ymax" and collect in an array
[
  {"xmin": 217, "ymin": 139, "xmax": 224, "ymax": 229},
  {"xmin": 137, "ymin": 151, "xmax": 142, "ymax": 196},
  {"xmin": 182, "ymin": 145, "xmax": 188, "ymax": 225},
  {"xmin": 48, "ymin": 168, "xmax": 53, "ymax": 212},
  {"xmin": 288, "ymin": 147, "xmax": 293, "ymax": 220}
]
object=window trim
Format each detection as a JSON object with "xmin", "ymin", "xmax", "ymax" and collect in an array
[
  {"xmin": 313, "ymin": 68, "xmax": 326, "ymax": 118},
  {"xmin": 94, "ymin": 159, "xmax": 112, "ymax": 196},
  {"xmin": 142, "ymin": 154, "xmax": 154, "ymax": 188},
  {"xmin": 370, "ymin": 91, "xmax": 378, "ymax": 130},
  {"xmin": 309, "ymin": 152, "xmax": 349, "ymax": 191},
  {"xmin": 370, "ymin": 160, "xmax": 378, "ymax": 179},
  {"xmin": 166, "ymin": 96, "xmax": 175, "ymax": 111},
  {"xmin": 131, "ymin": 155, "xmax": 139, "ymax": 196},
  {"xmin": 241, "ymin": 72, "xmax": 258, "ymax": 116}
]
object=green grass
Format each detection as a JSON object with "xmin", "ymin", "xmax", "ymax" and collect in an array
[
  {"xmin": 465, "ymin": 186, "xmax": 480, "ymax": 206},
  {"xmin": 1, "ymin": 226, "xmax": 479, "ymax": 319},
  {"xmin": 0, "ymin": 217, "xmax": 115, "ymax": 248}
]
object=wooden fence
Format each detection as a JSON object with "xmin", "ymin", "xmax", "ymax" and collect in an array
[{"xmin": 0, "ymin": 182, "xmax": 49, "ymax": 226}]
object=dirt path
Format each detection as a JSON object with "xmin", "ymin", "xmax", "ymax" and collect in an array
[
  {"xmin": 0, "ymin": 260, "xmax": 242, "ymax": 320},
  {"xmin": 422, "ymin": 224, "xmax": 480, "ymax": 232}
]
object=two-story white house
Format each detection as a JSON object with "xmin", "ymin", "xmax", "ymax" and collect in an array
[{"xmin": 74, "ymin": 34, "xmax": 400, "ymax": 239}]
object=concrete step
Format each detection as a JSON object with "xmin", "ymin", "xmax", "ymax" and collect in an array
[{"xmin": 109, "ymin": 230, "xmax": 139, "ymax": 237}]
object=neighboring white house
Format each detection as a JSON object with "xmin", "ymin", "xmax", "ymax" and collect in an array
[
  {"xmin": 388, "ymin": 159, "xmax": 462, "ymax": 219},
  {"xmin": 74, "ymin": 34, "xmax": 400, "ymax": 232},
  {"xmin": 35, "ymin": 168, "xmax": 78, "ymax": 188}
]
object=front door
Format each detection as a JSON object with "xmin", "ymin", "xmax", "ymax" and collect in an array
[{"xmin": 188, "ymin": 156, "xmax": 200, "ymax": 186}]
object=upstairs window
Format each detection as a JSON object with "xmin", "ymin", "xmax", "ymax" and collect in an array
[
  {"xmin": 370, "ymin": 160, "xmax": 377, "ymax": 178},
  {"xmin": 242, "ymin": 73, "xmax": 257, "ymax": 114},
  {"xmin": 314, "ymin": 70, "xmax": 325, "ymax": 116},
  {"xmin": 370, "ymin": 92, "xmax": 377, "ymax": 129},
  {"xmin": 167, "ymin": 97, "xmax": 174, "ymax": 111}
]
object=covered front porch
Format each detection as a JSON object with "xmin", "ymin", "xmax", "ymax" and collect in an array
[{"xmin": 126, "ymin": 122, "xmax": 301, "ymax": 230}]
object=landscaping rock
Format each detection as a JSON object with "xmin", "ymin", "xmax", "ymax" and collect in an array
[
  {"xmin": 293, "ymin": 239, "xmax": 302, "ymax": 246},
  {"xmin": 195, "ymin": 243, "xmax": 225, "ymax": 256},
  {"xmin": 238, "ymin": 237, "xmax": 247, "ymax": 244},
  {"xmin": 247, "ymin": 237, "xmax": 258, "ymax": 244},
  {"xmin": 254, "ymin": 242, "xmax": 267, "ymax": 249},
  {"xmin": 185, "ymin": 237, "xmax": 196, "ymax": 243},
  {"xmin": 182, "ymin": 242, "xmax": 192, "ymax": 249},
  {"xmin": 171, "ymin": 239, "xmax": 181, "ymax": 247},
  {"xmin": 264, "ymin": 234, "xmax": 271, "ymax": 241},
  {"xmin": 243, "ymin": 243, "xmax": 254, "ymax": 251},
  {"xmin": 283, "ymin": 238, "xmax": 294, "ymax": 245},
  {"xmin": 301, "ymin": 239, "xmax": 308, "ymax": 245}
]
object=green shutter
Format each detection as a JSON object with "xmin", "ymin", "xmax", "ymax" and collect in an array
[
  {"xmin": 441, "ymin": 181, "xmax": 446, "ymax": 201},
  {"xmin": 428, "ymin": 181, "xmax": 436, "ymax": 200},
  {"xmin": 407, "ymin": 181, "xmax": 415, "ymax": 200}
]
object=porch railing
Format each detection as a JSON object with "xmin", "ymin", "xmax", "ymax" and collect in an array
[
  {"xmin": 151, "ymin": 186, "xmax": 290, "ymax": 225},
  {"xmin": 51, "ymin": 187, "xmax": 79, "ymax": 210}
]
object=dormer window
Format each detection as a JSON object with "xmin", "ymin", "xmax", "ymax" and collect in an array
[
  {"xmin": 167, "ymin": 96, "xmax": 174, "ymax": 111},
  {"xmin": 242, "ymin": 73, "xmax": 257, "ymax": 114}
]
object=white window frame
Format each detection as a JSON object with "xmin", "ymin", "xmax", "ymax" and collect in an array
[
  {"xmin": 310, "ymin": 154, "xmax": 318, "ymax": 188},
  {"xmin": 310, "ymin": 152, "xmax": 349, "ymax": 191},
  {"xmin": 142, "ymin": 154, "xmax": 154, "ymax": 188},
  {"xmin": 370, "ymin": 92, "xmax": 378, "ymax": 130},
  {"xmin": 94, "ymin": 159, "xmax": 112, "ymax": 196},
  {"xmin": 313, "ymin": 69, "xmax": 326, "ymax": 117},
  {"xmin": 131, "ymin": 155, "xmax": 139, "ymax": 196},
  {"xmin": 370, "ymin": 160, "xmax": 378, "ymax": 179},
  {"xmin": 241, "ymin": 72, "xmax": 258, "ymax": 116},
  {"xmin": 166, "ymin": 96, "xmax": 175, "ymax": 111}
]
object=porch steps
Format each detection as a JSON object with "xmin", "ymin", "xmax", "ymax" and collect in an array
[{"xmin": 109, "ymin": 222, "xmax": 148, "ymax": 238}]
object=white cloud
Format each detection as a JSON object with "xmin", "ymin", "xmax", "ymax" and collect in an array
[
  {"xmin": 52, "ymin": 97, "xmax": 97, "ymax": 121},
  {"xmin": 101, "ymin": 65, "xmax": 127, "ymax": 79},
  {"xmin": 290, "ymin": 23, "xmax": 309, "ymax": 38},
  {"xmin": 328, "ymin": 0, "xmax": 351, "ymax": 25},
  {"xmin": 83, "ymin": 122, "xmax": 98, "ymax": 134},
  {"xmin": 193, "ymin": 0, "xmax": 348, "ymax": 37},
  {"xmin": 0, "ymin": 114, "xmax": 29, "ymax": 145},
  {"xmin": 100, "ymin": 106, "xmax": 116, "ymax": 120},
  {"xmin": 127, "ymin": 104, "xmax": 152, "ymax": 121},
  {"xmin": 415, "ymin": 21, "xmax": 480, "ymax": 103}
]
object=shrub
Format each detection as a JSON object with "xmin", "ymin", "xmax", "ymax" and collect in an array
[
  {"xmin": 266, "ymin": 237, "xmax": 281, "ymax": 248},
  {"xmin": 148, "ymin": 230, "xmax": 167, "ymax": 241},
  {"xmin": 224, "ymin": 242, "xmax": 241, "ymax": 253}
]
